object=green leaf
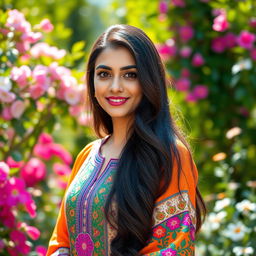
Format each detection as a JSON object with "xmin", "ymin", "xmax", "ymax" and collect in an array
[
  {"xmin": 12, "ymin": 119, "xmax": 26, "ymax": 137},
  {"xmin": 72, "ymin": 41, "xmax": 85, "ymax": 53},
  {"xmin": 9, "ymin": 167, "xmax": 20, "ymax": 175},
  {"xmin": 10, "ymin": 150, "xmax": 23, "ymax": 162}
]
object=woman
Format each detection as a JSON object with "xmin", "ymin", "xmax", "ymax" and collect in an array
[{"xmin": 47, "ymin": 24, "xmax": 206, "ymax": 256}]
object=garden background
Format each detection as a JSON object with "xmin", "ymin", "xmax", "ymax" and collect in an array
[{"xmin": 0, "ymin": 0, "xmax": 256, "ymax": 255}]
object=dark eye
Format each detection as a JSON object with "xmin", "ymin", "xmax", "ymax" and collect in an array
[
  {"xmin": 124, "ymin": 72, "xmax": 137, "ymax": 79},
  {"xmin": 97, "ymin": 71, "xmax": 110, "ymax": 78}
]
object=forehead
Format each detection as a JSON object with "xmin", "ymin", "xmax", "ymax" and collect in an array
[{"xmin": 95, "ymin": 46, "xmax": 136, "ymax": 67}]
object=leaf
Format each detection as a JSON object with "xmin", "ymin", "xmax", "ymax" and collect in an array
[
  {"xmin": 12, "ymin": 119, "xmax": 26, "ymax": 137},
  {"xmin": 10, "ymin": 150, "xmax": 23, "ymax": 162},
  {"xmin": 9, "ymin": 167, "xmax": 20, "ymax": 175},
  {"xmin": 181, "ymin": 239, "xmax": 186, "ymax": 248},
  {"xmin": 72, "ymin": 41, "xmax": 85, "ymax": 53}
]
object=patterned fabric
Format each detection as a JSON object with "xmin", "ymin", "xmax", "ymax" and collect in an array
[{"xmin": 47, "ymin": 137, "xmax": 198, "ymax": 256}]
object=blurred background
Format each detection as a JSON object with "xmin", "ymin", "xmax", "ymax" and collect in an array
[{"xmin": 0, "ymin": 0, "xmax": 256, "ymax": 255}]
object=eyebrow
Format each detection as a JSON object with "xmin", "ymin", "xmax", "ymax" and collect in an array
[{"xmin": 95, "ymin": 65, "xmax": 137, "ymax": 70}]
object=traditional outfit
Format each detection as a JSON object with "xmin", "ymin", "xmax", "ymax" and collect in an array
[{"xmin": 47, "ymin": 136, "xmax": 198, "ymax": 256}]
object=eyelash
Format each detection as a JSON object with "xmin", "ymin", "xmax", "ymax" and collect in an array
[{"xmin": 96, "ymin": 71, "xmax": 137, "ymax": 79}]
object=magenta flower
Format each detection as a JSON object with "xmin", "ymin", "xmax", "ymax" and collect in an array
[
  {"xmin": 190, "ymin": 226, "xmax": 196, "ymax": 241},
  {"xmin": 161, "ymin": 248, "xmax": 177, "ymax": 256},
  {"xmin": 38, "ymin": 18, "xmax": 54, "ymax": 33},
  {"xmin": 182, "ymin": 213, "xmax": 192, "ymax": 226},
  {"xmin": 0, "ymin": 239, "xmax": 4, "ymax": 250},
  {"xmin": 224, "ymin": 32, "xmax": 237, "ymax": 49},
  {"xmin": 181, "ymin": 68, "xmax": 190, "ymax": 78},
  {"xmin": 21, "ymin": 31, "xmax": 42, "ymax": 44},
  {"xmin": 33, "ymin": 144, "xmax": 52, "ymax": 160},
  {"xmin": 166, "ymin": 216, "xmax": 181, "ymax": 230},
  {"xmin": 20, "ymin": 157, "xmax": 46, "ymax": 187},
  {"xmin": 180, "ymin": 46, "xmax": 192, "ymax": 58},
  {"xmin": 25, "ymin": 198, "xmax": 37, "ymax": 218},
  {"xmin": 175, "ymin": 78, "xmax": 191, "ymax": 91},
  {"xmin": 157, "ymin": 42, "xmax": 177, "ymax": 61},
  {"xmin": 0, "ymin": 161, "xmax": 9, "ymax": 183},
  {"xmin": 10, "ymin": 65, "xmax": 31, "ymax": 88},
  {"xmin": 250, "ymin": 48, "xmax": 256, "ymax": 61},
  {"xmin": 10, "ymin": 230, "xmax": 31, "ymax": 254},
  {"xmin": 159, "ymin": 1, "xmax": 168, "ymax": 14},
  {"xmin": 75, "ymin": 233, "xmax": 94, "ymax": 256},
  {"xmin": 179, "ymin": 26, "xmax": 194, "ymax": 42},
  {"xmin": 192, "ymin": 53, "xmax": 205, "ymax": 67},
  {"xmin": 213, "ymin": 13, "xmax": 229, "ymax": 32},
  {"xmin": 6, "ymin": 156, "xmax": 24, "ymax": 168},
  {"xmin": 249, "ymin": 17, "xmax": 256, "ymax": 28},
  {"xmin": 53, "ymin": 163, "xmax": 71, "ymax": 176},
  {"xmin": 25, "ymin": 225, "xmax": 41, "ymax": 240},
  {"xmin": 171, "ymin": 0, "xmax": 185, "ymax": 7},
  {"xmin": 38, "ymin": 133, "xmax": 54, "ymax": 144},
  {"xmin": 237, "ymin": 30, "xmax": 256, "ymax": 49},
  {"xmin": 49, "ymin": 143, "xmax": 72, "ymax": 165},
  {"xmin": 35, "ymin": 245, "xmax": 47, "ymax": 256},
  {"xmin": 185, "ymin": 92, "xmax": 197, "ymax": 103},
  {"xmin": 211, "ymin": 37, "xmax": 226, "ymax": 53},
  {"xmin": 0, "ymin": 207, "xmax": 16, "ymax": 228},
  {"xmin": 193, "ymin": 85, "xmax": 209, "ymax": 99}
]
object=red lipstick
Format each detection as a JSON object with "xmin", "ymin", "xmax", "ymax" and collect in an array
[{"xmin": 106, "ymin": 96, "xmax": 129, "ymax": 106}]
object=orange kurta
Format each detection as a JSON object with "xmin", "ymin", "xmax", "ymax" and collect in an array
[{"xmin": 47, "ymin": 137, "xmax": 198, "ymax": 256}]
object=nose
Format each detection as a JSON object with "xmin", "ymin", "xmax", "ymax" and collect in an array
[{"xmin": 110, "ymin": 76, "xmax": 123, "ymax": 92}]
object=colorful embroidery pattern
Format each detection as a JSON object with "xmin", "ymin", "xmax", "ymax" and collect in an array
[{"xmin": 75, "ymin": 233, "xmax": 94, "ymax": 256}]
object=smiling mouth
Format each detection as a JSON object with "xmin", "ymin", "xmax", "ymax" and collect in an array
[{"xmin": 106, "ymin": 97, "xmax": 129, "ymax": 106}]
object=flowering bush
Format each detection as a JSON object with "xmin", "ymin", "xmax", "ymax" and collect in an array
[
  {"xmin": 0, "ymin": 9, "xmax": 90, "ymax": 255},
  {"xmin": 118, "ymin": 0, "xmax": 256, "ymax": 255}
]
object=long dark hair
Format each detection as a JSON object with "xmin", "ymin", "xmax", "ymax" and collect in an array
[{"xmin": 86, "ymin": 24, "xmax": 206, "ymax": 256}]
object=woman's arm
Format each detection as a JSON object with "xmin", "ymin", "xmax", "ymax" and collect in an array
[{"xmin": 46, "ymin": 141, "xmax": 95, "ymax": 256}]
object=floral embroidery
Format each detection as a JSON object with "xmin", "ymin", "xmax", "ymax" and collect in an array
[
  {"xmin": 153, "ymin": 226, "xmax": 167, "ymax": 239},
  {"xmin": 75, "ymin": 233, "xmax": 94, "ymax": 256},
  {"xmin": 182, "ymin": 213, "xmax": 191, "ymax": 226},
  {"xmin": 161, "ymin": 248, "xmax": 177, "ymax": 256},
  {"xmin": 166, "ymin": 216, "xmax": 181, "ymax": 230}
]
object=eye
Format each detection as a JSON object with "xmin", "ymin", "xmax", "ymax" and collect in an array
[
  {"xmin": 124, "ymin": 72, "xmax": 137, "ymax": 79},
  {"xmin": 96, "ymin": 71, "xmax": 111, "ymax": 78}
]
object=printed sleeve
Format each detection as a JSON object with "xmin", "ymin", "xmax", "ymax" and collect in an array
[
  {"xmin": 140, "ymin": 141, "xmax": 198, "ymax": 256},
  {"xmin": 46, "ymin": 142, "xmax": 95, "ymax": 256}
]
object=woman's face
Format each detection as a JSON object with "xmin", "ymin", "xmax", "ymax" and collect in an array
[{"xmin": 94, "ymin": 46, "xmax": 142, "ymax": 122}]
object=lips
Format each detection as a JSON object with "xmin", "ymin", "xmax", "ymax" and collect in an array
[{"xmin": 106, "ymin": 96, "xmax": 129, "ymax": 106}]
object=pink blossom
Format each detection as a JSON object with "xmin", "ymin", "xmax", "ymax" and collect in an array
[
  {"xmin": 57, "ymin": 178, "xmax": 68, "ymax": 189},
  {"xmin": 185, "ymin": 92, "xmax": 197, "ymax": 103},
  {"xmin": 171, "ymin": 0, "xmax": 185, "ymax": 7},
  {"xmin": 64, "ymin": 86, "xmax": 81, "ymax": 105},
  {"xmin": 166, "ymin": 216, "xmax": 181, "ymax": 230},
  {"xmin": 6, "ymin": 156, "xmax": 24, "ymax": 169},
  {"xmin": 0, "ymin": 239, "xmax": 4, "ymax": 250},
  {"xmin": 6, "ymin": 10, "xmax": 31, "ymax": 33},
  {"xmin": 49, "ymin": 62, "xmax": 71, "ymax": 81},
  {"xmin": 39, "ymin": 133, "xmax": 54, "ymax": 144},
  {"xmin": 193, "ymin": 85, "xmax": 209, "ymax": 99},
  {"xmin": 157, "ymin": 41, "xmax": 177, "ymax": 61},
  {"xmin": 78, "ymin": 113, "xmax": 92, "ymax": 126},
  {"xmin": 181, "ymin": 68, "xmax": 190, "ymax": 77},
  {"xmin": 192, "ymin": 53, "xmax": 205, "ymax": 67},
  {"xmin": 29, "ymin": 84, "xmax": 46, "ymax": 99},
  {"xmin": 11, "ymin": 65, "xmax": 31, "ymax": 88},
  {"xmin": 180, "ymin": 46, "xmax": 192, "ymax": 58},
  {"xmin": 211, "ymin": 37, "xmax": 226, "ymax": 53},
  {"xmin": 0, "ymin": 207, "xmax": 16, "ymax": 228},
  {"xmin": 1, "ymin": 107, "xmax": 13, "ymax": 120},
  {"xmin": 10, "ymin": 100, "xmax": 26, "ymax": 119},
  {"xmin": 0, "ymin": 162, "xmax": 9, "ymax": 183},
  {"xmin": 237, "ymin": 30, "xmax": 256, "ymax": 49},
  {"xmin": 36, "ymin": 245, "xmax": 47, "ymax": 256},
  {"xmin": 175, "ymin": 77, "xmax": 191, "ymax": 91},
  {"xmin": 75, "ymin": 233, "xmax": 94, "ymax": 256},
  {"xmin": 213, "ymin": 13, "xmax": 229, "ymax": 32},
  {"xmin": 56, "ymin": 76, "xmax": 78, "ymax": 100},
  {"xmin": 0, "ymin": 76, "xmax": 12, "ymax": 91},
  {"xmin": 69, "ymin": 105, "xmax": 82, "ymax": 117},
  {"xmin": 250, "ymin": 48, "xmax": 256, "ymax": 61},
  {"xmin": 10, "ymin": 230, "xmax": 31, "ymax": 254},
  {"xmin": 53, "ymin": 163, "xmax": 71, "ymax": 176},
  {"xmin": 25, "ymin": 225, "xmax": 40, "ymax": 240},
  {"xmin": 0, "ymin": 89, "xmax": 16, "ymax": 103},
  {"xmin": 38, "ymin": 18, "xmax": 54, "ymax": 32},
  {"xmin": 179, "ymin": 25, "xmax": 194, "ymax": 42},
  {"xmin": 24, "ymin": 198, "xmax": 37, "ymax": 218},
  {"xmin": 32, "ymin": 65, "xmax": 50, "ymax": 86},
  {"xmin": 224, "ymin": 32, "xmax": 237, "ymax": 49},
  {"xmin": 49, "ymin": 144, "xmax": 72, "ymax": 165},
  {"xmin": 16, "ymin": 41, "xmax": 30, "ymax": 54},
  {"xmin": 249, "ymin": 17, "xmax": 256, "ymax": 28},
  {"xmin": 159, "ymin": 1, "xmax": 168, "ymax": 14},
  {"xmin": 162, "ymin": 248, "xmax": 177, "ymax": 256},
  {"xmin": 21, "ymin": 31, "xmax": 42, "ymax": 44},
  {"xmin": 20, "ymin": 158, "xmax": 46, "ymax": 187}
]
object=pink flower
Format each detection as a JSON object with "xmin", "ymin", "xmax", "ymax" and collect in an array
[
  {"xmin": 75, "ymin": 233, "xmax": 94, "ymax": 256},
  {"xmin": 25, "ymin": 198, "xmax": 37, "ymax": 218},
  {"xmin": 161, "ymin": 248, "xmax": 177, "ymax": 256},
  {"xmin": 0, "ymin": 76, "xmax": 12, "ymax": 91},
  {"xmin": 78, "ymin": 113, "xmax": 92, "ymax": 126},
  {"xmin": 166, "ymin": 216, "xmax": 181, "ymax": 230},
  {"xmin": 179, "ymin": 26, "xmax": 194, "ymax": 42},
  {"xmin": 16, "ymin": 41, "xmax": 30, "ymax": 54},
  {"xmin": 49, "ymin": 63, "xmax": 71, "ymax": 81},
  {"xmin": 6, "ymin": 156, "xmax": 24, "ymax": 168},
  {"xmin": 32, "ymin": 65, "xmax": 50, "ymax": 87},
  {"xmin": 29, "ymin": 84, "xmax": 46, "ymax": 99},
  {"xmin": 211, "ymin": 37, "xmax": 226, "ymax": 53},
  {"xmin": 11, "ymin": 65, "xmax": 31, "ymax": 88},
  {"xmin": 175, "ymin": 77, "xmax": 191, "ymax": 91},
  {"xmin": 250, "ymin": 48, "xmax": 256, "ymax": 61},
  {"xmin": 49, "ymin": 144, "xmax": 72, "ymax": 165},
  {"xmin": 0, "ymin": 89, "xmax": 16, "ymax": 103},
  {"xmin": 157, "ymin": 41, "xmax": 177, "ymax": 61},
  {"xmin": 39, "ymin": 133, "xmax": 53, "ymax": 144},
  {"xmin": 33, "ymin": 144, "xmax": 52, "ymax": 160},
  {"xmin": 0, "ymin": 207, "xmax": 16, "ymax": 228},
  {"xmin": 25, "ymin": 225, "xmax": 40, "ymax": 240},
  {"xmin": 182, "ymin": 213, "xmax": 192, "ymax": 226},
  {"xmin": 159, "ymin": 1, "xmax": 168, "ymax": 14},
  {"xmin": 53, "ymin": 163, "xmax": 71, "ymax": 176},
  {"xmin": 249, "ymin": 17, "xmax": 256, "ymax": 28},
  {"xmin": 193, "ymin": 85, "xmax": 209, "ymax": 99},
  {"xmin": 180, "ymin": 46, "xmax": 192, "ymax": 58},
  {"xmin": 213, "ymin": 13, "xmax": 229, "ymax": 32},
  {"xmin": 10, "ymin": 230, "xmax": 31, "ymax": 254},
  {"xmin": 171, "ymin": 0, "xmax": 185, "ymax": 7},
  {"xmin": 1, "ymin": 107, "xmax": 13, "ymax": 120},
  {"xmin": 190, "ymin": 226, "xmax": 196, "ymax": 241},
  {"xmin": 181, "ymin": 68, "xmax": 190, "ymax": 78},
  {"xmin": 0, "ymin": 162, "xmax": 10, "ymax": 183},
  {"xmin": 38, "ymin": 18, "xmax": 54, "ymax": 32},
  {"xmin": 69, "ymin": 105, "xmax": 82, "ymax": 117},
  {"xmin": 21, "ymin": 31, "xmax": 42, "ymax": 44},
  {"xmin": 10, "ymin": 100, "xmax": 26, "ymax": 119},
  {"xmin": 36, "ymin": 245, "xmax": 47, "ymax": 256},
  {"xmin": 237, "ymin": 30, "xmax": 256, "ymax": 49},
  {"xmin": 64, "ymin": 86, "xmax": 81, "ymax": 105},
  {"xmin": 0, "ymin": 239, "xmax": 4, "ymax": 250},
  {"xmin": 20, "ymin": 158, "xmax": 46, "ymax": 187},
  {"xmin": 224, "ymin": 32, "xmax": 237, "ymax": 49},
  {"xmin": 192, "ymin": 53, "xmax": 205, "ymax": 67},
  {"xmin": 6, "ymin": 10, "xmax": 31, "ymax": 33},
  {"xmin": 185, "ymin": 92, "xmax": 197, "ymax": 103}
]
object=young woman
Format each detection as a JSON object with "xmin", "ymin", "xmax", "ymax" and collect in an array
[{"xmin": 47, "ymin": 24, "xmax": 206, "ymax": 256}]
